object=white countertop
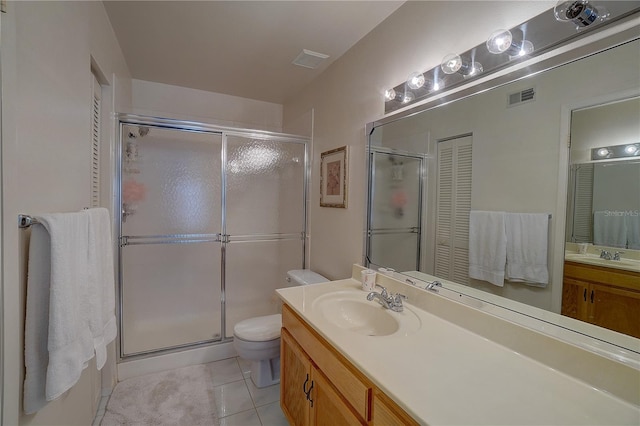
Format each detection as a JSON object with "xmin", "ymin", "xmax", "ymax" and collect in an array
[{"xmin": 277, "ymin": 278, "xmax": 640, "ymax": 425}]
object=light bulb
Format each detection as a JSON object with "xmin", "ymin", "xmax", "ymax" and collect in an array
[
  {"xmin": 624, "ymin": 144, "xmax": 639, "ymax": 155},
  {"xmin": 464, "ymin": 61, "xmax": 483, "ymax": 77},
  {"xmin": 486, "ymin": 29, "xmax": 513, "ymax": 54},
  {"xmin": 515, "ymin": 40, "xmax": 535, "ymax": 57},
  {"xmin": 554, "ymin": 0, "xmax": 608, "ymax": 29},
  {"xmin": 596, "ymin": 148, "xmax": 610, "ymax": 157},
  {"xmin": 402, "ymin": 91, "xmax": 415, "ymax": 104},
  {"xmin": 441, "ymin": 54, "xmax": 462, "ymax": 75},
  {"xmin": 384, "ymin": 88, "xmax": 397, "ymax": 102},
  {"xmin": 407, "ymin": 72, "xmax": 426, "ymax": 90}
]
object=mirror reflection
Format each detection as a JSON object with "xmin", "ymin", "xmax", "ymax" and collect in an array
[{"xmin": 366, "ymin": 38, "xmax": 640, "ymax": 345}]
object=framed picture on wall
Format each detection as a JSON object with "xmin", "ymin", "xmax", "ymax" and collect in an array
[{"xmin": 320, "ymin": 146, "xmax": 348, "ymax": 208}]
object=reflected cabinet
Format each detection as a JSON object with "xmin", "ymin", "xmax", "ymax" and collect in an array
[{"xmin": 562, "ymin": 262, "xmax": 640, "ymax": 338}]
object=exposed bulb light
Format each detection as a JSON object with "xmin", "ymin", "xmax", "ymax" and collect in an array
[
  {"xmin": 407, "ymin": 72, "xmax": 426, "ymax": 90},
  {"xmin": 441, "ymin": 53, "xmax": 482, "ymax": 77},
  {"xmin": 486, "ymin": 29, "xmax": 535, "ymax": 58},
  {"xmin": 402, "ymin": 91, "xmax": 415, "ymax": 104},
  {"xmin": 384, "ymin": 88, "xmax": 397, "ymax": 102},
  {"xmin": 596, "ymin": 148, "xmax": 610, "ymax": 157},
  {"xmin": 624, "ymin": 144, "xmax": 639, "ymax": 155},
  {"xmin": 554, "ymin": 0, "xmax": 609, "ymax": 29}
]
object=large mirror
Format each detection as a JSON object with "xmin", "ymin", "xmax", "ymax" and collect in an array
[{"xmin": 365, "ymin": 16, "xmax": 640, "ymax": 351}]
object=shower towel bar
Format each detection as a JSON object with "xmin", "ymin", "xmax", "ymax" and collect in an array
[{"xmin": 19, "ymin": 210, "xmax": 90, "ymax": 228}]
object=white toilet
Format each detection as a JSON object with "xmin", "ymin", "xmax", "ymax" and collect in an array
[{"xmin": 233, "ymin": 269, "xmax": 328, "ymax": 388}]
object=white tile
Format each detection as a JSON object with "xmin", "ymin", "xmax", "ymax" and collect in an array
[
  {"xmin": 206, "ymin": 357, "xmax": 244, "ymax": 386},
  {"xmin": 256, "ymin": 401, "xmax": 288, "ymax": 426},
  {"xmin": 219, "ymin": 408, "xmax": 262, "ymax": 426},
  {"xmin": 237, "ymin": 357, "xmax": 252, "ymax": 379},
  {"xmin": 213, "ymin": 380, "xmax": 255, "ymax": 418},
  {"xmin": 246, "ymin": 379, "xmax": 280, "ymax": 407}
]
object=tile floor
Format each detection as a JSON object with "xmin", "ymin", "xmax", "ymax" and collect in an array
[{"xmin": 94, "ymin": 357, "xmax": 288, "ymax": 426}]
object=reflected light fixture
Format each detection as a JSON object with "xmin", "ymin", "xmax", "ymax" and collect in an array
[
  {"xmin": 402, "ymin": 91, "xmax": 415, "ymax": 104},
  {"xmin": 440, "ymin": 53, "xmax": 483, "ymax": 77},
  {"xmin": 429, "ymin": 78, "xmax": 444, "ymax": 92},
  {"xmin": 486, "ymin": 29, "xmax": 534, "ymax": 57},
  {"xmin": 554, "ymin": 0, "xmax": 609, "ymax": 29},
  {"xmin": 591, "ymin": 143, "xmax": 640, "ymax": 160},
  {"xmin": 407, "ymin": 72, "xmax": 426, "ymax": 90},
  {"xmin": 384, "ymin": 88, "xmax": 397, "ymax": 102}
]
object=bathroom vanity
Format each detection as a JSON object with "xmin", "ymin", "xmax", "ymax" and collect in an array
[
  {"xmin": 277, "ymin": 265, "xmax": 640, "ymax": 425},
  {"xmin": 562, "ymin": 254, "xmax": 640, "ymax": 338}
]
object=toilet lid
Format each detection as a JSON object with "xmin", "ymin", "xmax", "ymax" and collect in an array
[{"xmin": 234, "ymin": 314, "xmax": 282, "ymax": 342}]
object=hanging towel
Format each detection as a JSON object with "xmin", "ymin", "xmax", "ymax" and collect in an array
[
  {"xmin": 626, "ymin": 214, "xmax": 640, "ymax": 250},
  {"xmin": 505, "ymin": 213, "xmax": 549, "ymax": 287},
  {"xmin": 593, "ymin": 211, "xmax": 627, "ymax": 248},
  {"xmin": 23, "ymin": 224, "xmax": 52, "ymax": 414},
  {"xmin": 86, "ymin": 208, "xmax": 117, "ymax": 370},
  {"xmin": 468, "ymin": 211, "xmax": 507, "ymax": 287},
  {"xmin": 24, "ymin": 212, "xmax": 95, "ymax": 413}
]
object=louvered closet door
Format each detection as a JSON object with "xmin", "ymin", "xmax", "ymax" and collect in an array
[
  {"xmin": 571, "ymin": 163, "xmax": 594, "ymax": 243},
  {"xmin": 435, "ymin": 136, "xmax": 472, "ymax": 284}
]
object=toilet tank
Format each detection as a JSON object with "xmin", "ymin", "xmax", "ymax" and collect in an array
[{"xmin": 287, "ymin": 269, "xmax": 328, "ymax": 286}]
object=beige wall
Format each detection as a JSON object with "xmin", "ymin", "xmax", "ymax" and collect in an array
[
  {"xmin": 130, "ymin": 79, "xmax": 284, "ymax": 132},
  {"xmin": 1, "ymin": 2, "xmax": 132, "ymax": 424},
  {"xmin": 282, "ymin": 1, "xmax": 554, "ymax": 280}
]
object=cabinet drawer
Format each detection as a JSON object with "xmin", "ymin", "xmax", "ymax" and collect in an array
[
  {"xmin": 373, "ymin": 391, "xmax": 419, "ymax": 426},
  {"xmin": 282, "ymin": 304, "xmax": 372, "ymax": 421}
]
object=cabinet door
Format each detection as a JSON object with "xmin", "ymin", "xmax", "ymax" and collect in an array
[
  {"xmin": 310, "ymin": 367, "xmax": 364, "ymax": 426},
  {"xmin": 373, "ymin": 392, "xmax": 419, "ymax": 426},
  {"xmin": 281, "ymin": 329, "xmax": 311, "ymax": 426},
  {"xmin": 590, "ymin": 285, "xmax": 640, "ymax": 338},
  {"xmin": 561, "ymin": 277, "xmax": 589, "ymax": 321}
]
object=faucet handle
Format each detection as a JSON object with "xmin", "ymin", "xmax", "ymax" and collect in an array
[
  {"xmin": 393, "ymin": 293, "xmax": 407, "ymax": 304},
  {"xmin": 375, "ymin": 284, "xmax": 388, "ymax": 297},
  {"xmin": 614, "ymin": 251, "xmax": 625, "ymax": 261}
]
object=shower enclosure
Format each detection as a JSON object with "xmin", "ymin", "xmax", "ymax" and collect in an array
[{"xmin": 117, "ymin": 115, "xmax": 308, "ymax": 357}]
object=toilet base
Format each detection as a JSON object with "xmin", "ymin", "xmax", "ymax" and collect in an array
[{"xmin": 250, "ymin": 357, "xmax": 280, "ymax": 388}]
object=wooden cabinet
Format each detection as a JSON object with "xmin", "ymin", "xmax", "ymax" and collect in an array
[
  {"xmin": 562, "ymin": 261, "xmax": 640, "ymax": 338},
  {"xmin": 281, "ymin": 304, "xmax": 418, "ymax": 426}
]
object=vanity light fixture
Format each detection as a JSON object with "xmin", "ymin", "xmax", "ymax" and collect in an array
[
  {"xmin": 440, "ymin": 53, "xmax": 483, "ymax": 77},
  {"xmin": 554, "ymin": 0, "xmax": 609, "ymax": 29},
  {"xmin": 402, "ymin": 91, "xmax": 415, "ymax": 104},
  {"xmin": 486, "ymin": 29, "xmax": 534, "ymax": 57},
  {"xmin": 384, "ymin": 88, "xmax": 397, "ymax": 102},
  {"xmin": 591, "ymin": 143, "xmax": 640, "ymax": 160}
]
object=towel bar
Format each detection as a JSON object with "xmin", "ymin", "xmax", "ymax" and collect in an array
[{"xmin": 18, "ymin": 209, "xmax": 91, "ymax": 228}]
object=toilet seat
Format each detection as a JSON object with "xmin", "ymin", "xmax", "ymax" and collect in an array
[{"xmin": 233, "ymin": 314, "xmax": 282, "ymax": 342}]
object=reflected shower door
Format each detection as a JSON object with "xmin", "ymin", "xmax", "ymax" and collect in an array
[
  {"xmin": 120, "ymin": 125, "xmax": 222, "ymax": 356},
  {"xmin": 367, "ymin": 151, "xmax": 423, "ymax": 271},
  {"xmin": 224, "ymin": 135, "xmax": 306, "ymax": 337}
]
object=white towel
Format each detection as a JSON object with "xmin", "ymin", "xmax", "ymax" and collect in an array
[
  {"xmin": 593, "ymin": 211, "xmax": 627, "ymax": 248},
  {"xmin": 23, "ymin": 224, "xmax": 52, "ymax": 414},
  {"xmin": 86, "ymin": 208, "xmax": 117, "ymax": 369},
  {"xmin": 24, "ymin": 212, "xmax": 95, "ymax": 412},
  {"xmin": 468, "ymin": 211, "xmax": 507, "ymax": 287},
  {"xmin": 505, "ymin": 213, "xmax": 549, "ymax": 287},
  {"xmin": 626, "ymin": 214, "xmax": 640, "ymax": 250}
]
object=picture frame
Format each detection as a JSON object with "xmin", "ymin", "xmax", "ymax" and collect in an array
[{"xmin": 320, "ymin": 146, "xmax": 348, "ymax": 208}]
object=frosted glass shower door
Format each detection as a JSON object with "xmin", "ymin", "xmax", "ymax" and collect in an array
[
  {"xmin": 367, "ymin": 151, "xmax": 423, "ymax": 271},
  {"xmin": 224, "ymin": 135, "xmax": 306, "ymax": 337},
  {"xmin": 120, "ymin": 125, "xmax": 223, "ymax": 356}
]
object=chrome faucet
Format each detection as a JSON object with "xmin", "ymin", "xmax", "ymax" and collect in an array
[
  {"xmin": 425, "ymin": 281, "xmax": 442, "ymax": 292},
  {"xmin": 367, "ymin": 285, "xmax": 407, "ymax": 312},
  {"xmin": 613, "ymin": 251, "xmax": 625, "ymax": 261},
  {"xmin": 598, "ymin": 249, "xmax": 612, "ymax": 260}
]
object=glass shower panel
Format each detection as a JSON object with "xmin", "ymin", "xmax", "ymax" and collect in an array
[
  {"xmin": 226, "ymin": 136, "xmax": 305, "ymax": 235},
  {"xmin": 224, "ymin": 239, "xmax": 303, "ymax": 337},
  {"xmin": 121, "ymin": 242, "xmax": 222, "ymax": 355},
  {"xmin": 370, "ymin": 152, "xmax": 422, "ymax": 230},
  {"xmin": 121, "ymin": 125, "xmax": 222, "ymax": 236},
  {"xmin": 369, "ymin": 233, "xmax": 420, "ymax": 272}
]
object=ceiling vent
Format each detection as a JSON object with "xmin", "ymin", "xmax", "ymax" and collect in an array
[
  {"xmin": 507, "ymin": 87, "xmax": 536, "ymax": 107},
  {"xmin": 292, "ymin": 49, "xmax": 329, "ymax": 69}
]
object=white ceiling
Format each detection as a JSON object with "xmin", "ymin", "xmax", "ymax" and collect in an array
[{"xmin": 103, "ymin": 1, "xmax": 405, "ymax": 104}]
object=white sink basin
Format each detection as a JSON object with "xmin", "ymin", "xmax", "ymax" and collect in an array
[{"xmin": 311, "ymin": 290, "xmax": 421, "ymax": 337}]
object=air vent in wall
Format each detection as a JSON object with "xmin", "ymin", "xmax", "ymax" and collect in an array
[{"xmin": 507, "ymin": 87, "xmax": 535, "ymax": 107}]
